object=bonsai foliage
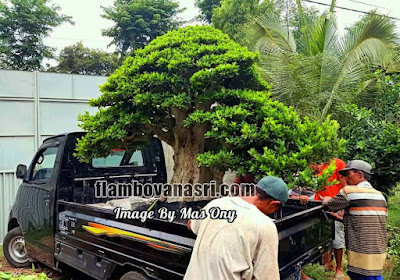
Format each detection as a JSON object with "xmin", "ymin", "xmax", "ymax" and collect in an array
[
  {"xmin": 76, "ymin": 26, "xmax": 267, "ymax": 184},
  {"xmin": 186, "ymin": 89, "xmax": 345, "ymax": 189}
]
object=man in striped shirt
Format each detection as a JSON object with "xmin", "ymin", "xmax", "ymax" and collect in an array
[{"xmin": 322, "ymin": 160, "xmax": 387, "ymax": 280}]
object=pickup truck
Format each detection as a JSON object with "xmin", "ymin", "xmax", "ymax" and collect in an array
[{"xmin": 3, "ymin": 132, "xmax": 333, "ymax": 280}]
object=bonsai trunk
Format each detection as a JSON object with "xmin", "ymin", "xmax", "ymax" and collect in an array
[
  {"xmin": 168, "ymin": 130, "xmax": 223, "ymax": 202},
  {"xmin": 158, "ymin": 108, "xmax": 224, "ymax": 202}
]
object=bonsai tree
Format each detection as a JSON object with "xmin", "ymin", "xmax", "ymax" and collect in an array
[
  {"xmin": 76, "ymin": 25, "xmax": 344, "ymax": 189},
  {"xmin": 76, "ymin": 26, "xmax": 267, "ymax": 184}
]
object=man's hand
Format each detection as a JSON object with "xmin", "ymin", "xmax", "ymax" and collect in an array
[
  {"xmin": 321, "ymin": 196, "xmax": 332, "ymax": 206},
  {"xmin": 187, "ymin": 220, "xmax": 192, "ymax": 231},
  {"xmin": 290, "ymin": 194, "xmax": 310, "ymax": 205},
  {"xmin": 299, "ymin": 195, "xmax": 309, "ymax": 205}
]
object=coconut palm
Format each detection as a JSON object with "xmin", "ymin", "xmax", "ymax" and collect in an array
[{"xmin": 243, "ymin": 0, "xmax": 399, "ymax": 121}]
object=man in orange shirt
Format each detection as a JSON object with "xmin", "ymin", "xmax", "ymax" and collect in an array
[
  {"xmin": 312, "ymin": 158, "xmax": 347, "ymax": 201},
  {"xmin": 300, "ymin": 158, "xmax": 347, "ymax": 280}
]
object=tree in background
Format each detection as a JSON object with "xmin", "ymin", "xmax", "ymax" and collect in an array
[
  {"xmin": 0, "ymin": 0, "xmax": 72, "ymax": 71},
  {"xmin": 102, "ymin": 0, "xmax": 185, "ymax": 54},
  {"xmin": 243, "ymin": 0, "xmax": 398, "ymax": 122},
  {"xmin": 212, "ymin": 0, "xmax": 280, "ymax": 42},
  {"xmin": 340, "ymin": 73, "xmax": 400, "ymax": 193},
  {"xmin": 195, "ymin": 0, "xmax": 221, "ymax": 23},
  {"xmin": 76, "ymin": 26, "xmax": 343, "ymax": 190},
  {"xmin": 49, "ymin": 42, "xmax": 122, "ymax": 76}
]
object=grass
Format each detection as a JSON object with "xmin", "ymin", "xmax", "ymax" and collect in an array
[
  {"xmin": 388, "ymin": 185, "xmax": 400, "ymax": 227},
  {"xmin": 0, "ymin": 245, "xmax": 3, "ymax": 259},
  {"xmin": 388, "ymin": 208, "xmax": 400, "ymax": 227}
]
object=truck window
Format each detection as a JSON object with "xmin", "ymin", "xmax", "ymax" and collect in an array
[
  {"xmin": 92, "ymin": 149, "xmax": 144, "ymax": 168},
  {"xmin": 31, "ymin": 147, "xmax": 59, "ymax": 181}
]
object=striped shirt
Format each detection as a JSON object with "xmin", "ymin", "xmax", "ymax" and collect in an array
[{"xmin": 327, "ymin": 181, "xmax": 387, "ymax": 276}]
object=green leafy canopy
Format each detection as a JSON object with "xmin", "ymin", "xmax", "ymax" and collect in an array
[
  {"xmin": 49, "ymin": 42, "xmax": 122, "ymax": 76},
  {"xmin": 76, "ymin": 26, "xmax": 266, "ymax": 165},
  {"xmin": 76, "ymin": 26, "xmax": 343, "ymax": 187}
]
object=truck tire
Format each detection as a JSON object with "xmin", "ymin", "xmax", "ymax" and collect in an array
[
  {"xmin": 119, "ymin": 271, "xmax": 150, "ymax": 280},
  {"xmin": 3, "ymin": 227, "xmax": 31, "ymax": 268}
]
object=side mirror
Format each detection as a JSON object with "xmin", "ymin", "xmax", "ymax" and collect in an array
[{"xmin": 16, "ymin": 164, "xmax": 27, "ymax": 180}]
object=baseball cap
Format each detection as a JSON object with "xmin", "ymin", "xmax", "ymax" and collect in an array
[
  {"xmin": 257, "ymin": 176, "xmax": 289, "ymax": 206},
  {"xmin": 338, "ymin": 160, "xmax": 373, "ymax": 175}
]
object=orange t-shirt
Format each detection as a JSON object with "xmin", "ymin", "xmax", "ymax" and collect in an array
[{"xmin": 314, "ymin": 158, "xmax": 346, "ymax": 200}]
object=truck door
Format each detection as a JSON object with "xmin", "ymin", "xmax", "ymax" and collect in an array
[{"xmin": 16, "ymin": 140, "xmax": 61, "ymax": 268}]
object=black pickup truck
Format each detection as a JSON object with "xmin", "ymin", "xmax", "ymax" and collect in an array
[{"xmin": 3, "ymin": 132, "xmax": 332, "ymax": 280}]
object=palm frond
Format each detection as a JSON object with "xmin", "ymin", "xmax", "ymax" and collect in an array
[
  {"xmin": 320, "ymin": 14, "xmax": 399, "ymax": 120},
  {"xmin": 243, "ymin": 14, "xmax": 296, "ymax": 54}
]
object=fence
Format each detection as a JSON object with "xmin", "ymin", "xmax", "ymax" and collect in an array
[
  {"xmin": 0, "ymin": 171, "xmax": 21, "ymax": 243},
  {"xmin": 0, "ymin": 70, "xmax": 107, "ymax": 244}
]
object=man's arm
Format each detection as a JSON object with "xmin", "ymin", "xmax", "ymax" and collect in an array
[
  {"xmin": 187, "ymin": 199, "xmax": 216, "ymax": 234},
  {"xmin": 322, "ymin": 190, "xmax": 350, "ymax": 212},
  {"xmin": 253, "ymin": 223, "xmax": 280, "ymax": 280}
]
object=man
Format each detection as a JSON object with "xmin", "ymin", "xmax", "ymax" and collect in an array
[
  {"xmin": 298, "ymin": 158, "xmax": 347, "ymax": 280},
  {"xmin": 184, "ymin": 176, "xmax": 289, "ymax": 280},
  {"xmin": 311, "ymin": 158, "xmax": 347, "ymax": 201},
  {"xmin": 322, "ymin": 160, "xmax": 387, "ymax": 280}
]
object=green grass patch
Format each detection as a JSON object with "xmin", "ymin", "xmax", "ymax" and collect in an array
[
  {"xmin": 388, "ymin": 184, "xmax": 400, "ymax": 226},
  {"xmin": 388, "ymin": 208, "xmax": 400, "ymax": 227},
  {"xmin": 0, "ymin": 272, "xmax": 50, "ymax": 279},
  {"xmin": 0, "ymin": 245, "xmax": 3, "ymax": 259},
  {"xmin": 303, "ymin": 263, "xmax": 327, "ymax": 280}
]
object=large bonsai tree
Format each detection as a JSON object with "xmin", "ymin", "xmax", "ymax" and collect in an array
[
  {"xmin": 76, "ymin": 26, "xmax": 343, "ymax": 188},
  {"xmin": 76, "ymin": 26, "xmax": 266, "ymax": 184}
]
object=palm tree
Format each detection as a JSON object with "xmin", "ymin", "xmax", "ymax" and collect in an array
[{"xmin": 243, "ymin": 0, "xmax": 399, "ymax": 121}]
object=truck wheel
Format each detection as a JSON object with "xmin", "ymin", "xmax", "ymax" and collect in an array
[
  {"xmin": 119, "ymin": 271, "xmax": 150, "ymax": 280},
  {"xmin": 3, "ymin": 227, "xmax": 31, "ymax": 268}
]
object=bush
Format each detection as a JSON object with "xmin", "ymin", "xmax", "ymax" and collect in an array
[{"xmin": 340, "ymin": 104, "xmax": 400, "ymax": 193}]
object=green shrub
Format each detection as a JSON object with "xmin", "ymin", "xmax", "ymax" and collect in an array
[
  {"xmin": 0, "ymin": 272, "xmax": 50, "ymax": 280},
  {"xmin": 302, "ymin": 263, "xmax": 326, "ymax": 280},
  {"xmin": 387, "ymin": 225, "xmax": 400, "ymax": 257}
]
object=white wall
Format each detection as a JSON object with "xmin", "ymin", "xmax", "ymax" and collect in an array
[{"xmin": 0, "ymin": 70, "xmax": 108, "ymax": 243}]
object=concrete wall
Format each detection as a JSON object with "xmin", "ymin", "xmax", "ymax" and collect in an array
[{"xmin": 0, "ymin": 70, "xmax": 107, "ymax": 244}]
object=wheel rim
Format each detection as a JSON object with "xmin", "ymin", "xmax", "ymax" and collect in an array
[{"xmin": 8, "ymin": 235, "xmax": 28, "ymax": 264}]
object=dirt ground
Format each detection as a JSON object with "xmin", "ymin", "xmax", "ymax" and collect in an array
[
  {"xmin": 0, "ymin": 257, "xmax": 68, "ymax": 279},
  {"xmin": 0, "ymin": 245, "xmax": 83, "ymax": 280}
]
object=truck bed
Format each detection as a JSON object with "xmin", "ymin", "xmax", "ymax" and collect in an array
[{"xmin": 55, "ymin": 199, "xmax": 332, "ymax": 280}]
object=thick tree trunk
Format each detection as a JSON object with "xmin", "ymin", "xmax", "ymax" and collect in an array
[
  {"xmin": 157, "ymin": 107, "xmax": 224, "ymax": 202},
  {"xmin": 168, "ymin": 130, "xmax": 223, "ymax": 201}
]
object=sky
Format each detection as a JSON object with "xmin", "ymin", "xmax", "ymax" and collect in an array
[{"xmin": 43, "ymin": 0, "xmax": 400, "ymax": 63}]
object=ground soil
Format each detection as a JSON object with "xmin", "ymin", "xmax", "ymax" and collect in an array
[{"xmin": 0, "ymin": 256, "xmax": 68, "ymax": 279}]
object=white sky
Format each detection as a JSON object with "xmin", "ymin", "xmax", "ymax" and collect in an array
[{"xmin": 43, "ymin": 0, "xmax": 400, "ymax": 59}]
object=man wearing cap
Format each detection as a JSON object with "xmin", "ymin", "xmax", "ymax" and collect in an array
[
  {"xmin": 184, "ymin": 176, "xmax": 289, "ymax": 280},
  {"xmin": 322, "ymin": 160, "xmax": 387, "ymax": 280}
]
